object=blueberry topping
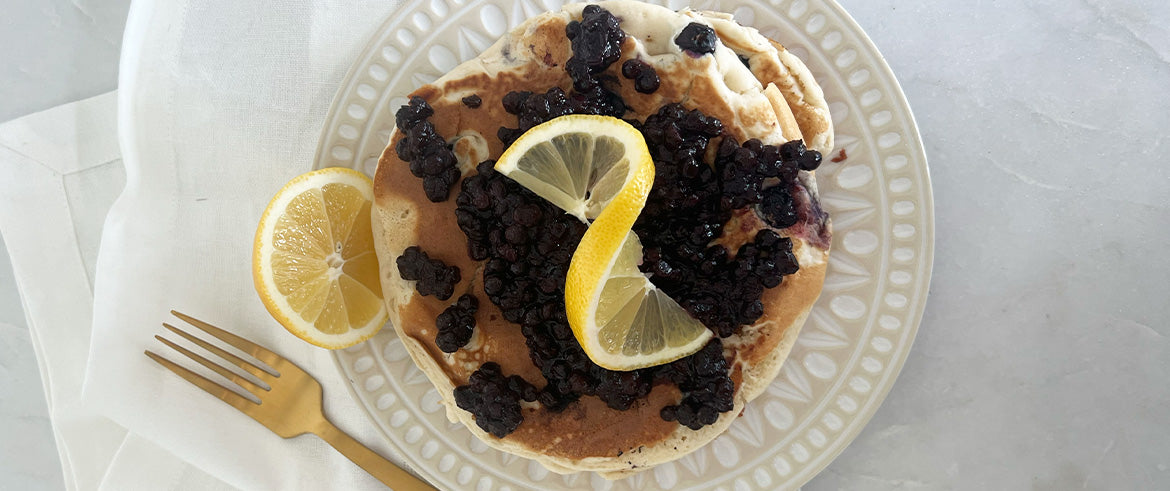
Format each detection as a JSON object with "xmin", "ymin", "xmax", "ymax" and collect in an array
[
  {"xmin": 446, "ymin": 5, "xmax": 823, "ymax": 434},
  {"xmin": 634, "ymin": 105, "xmax": 808, "ymax": 338},
  {"xmin": 675, "ymin": 22, "xmax": 718, "ymax": 55},
  {"xmin": 760, "ymin": 185, "xmax": 799, "ymax": 229},
  {"xmin": 436, "ymin": 294, "xmax": 478, "ymax": 352},
  {"xmin": 621, "ymin": 59, "xmax": 661, "ymax": 94},
  {"xmin": 658, "ymin": 339, "xmax": 735, "ymax": 430},
  {"xmin": 396, "ymin": 246, "xmax": 461, "ymax": 300},
  {"xmin": 461, "ymin": 94, "xmax": 483, "ymax": 108},
  {"xmin": 394, "ymin": 97, "xmax": 460, "ymax": 202},
  {"xmin": 453, "ymin": 363, "xmax": 537, "ymax": 437},
  {"xmin": 565, "ymin": 5, "xmax": 625, "ymax": 91}
]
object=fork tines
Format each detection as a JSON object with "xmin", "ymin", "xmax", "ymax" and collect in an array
[{"xmin": 145, "ymin": 311, "xmax": 281, "ymax": 409}]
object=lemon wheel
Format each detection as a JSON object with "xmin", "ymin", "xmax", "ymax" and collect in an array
[{"xmin": 252, "ymin": 167, "xmax": 387, "ymax": 349}]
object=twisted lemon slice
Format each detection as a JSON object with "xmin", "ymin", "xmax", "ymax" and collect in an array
[{"xmin": 495, "ymin": 115, "xmax": 711, "ymax": 370}]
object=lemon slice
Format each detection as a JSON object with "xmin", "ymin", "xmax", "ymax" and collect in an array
[
  {"xmin": 253, "ymin": 167, "xmax": 387, "ymax": 349},
  {"xmin": 495, "ymin": 115, "xmax": 712, "ymax": 370},
  {"xmin": 572, "ymin": 230, "xmax": 713, "ymax": 370},
  {"xmin": 495, "ymin": 114, "xmax": 643, "ymax": 221}
]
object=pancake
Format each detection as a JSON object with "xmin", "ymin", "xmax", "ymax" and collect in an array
[{"xmin": 371, "ymin": 1, "xmax": 832, "ymax": 478}]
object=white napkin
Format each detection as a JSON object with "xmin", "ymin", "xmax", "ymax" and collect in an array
[
  {"xmin": 0, "ymin": 91, "xmax": 245, "ymax": 489},
  {"xmin": 82, "ymin": 1, "xmax": 412, "ymax": 490},
  {"xmin": 99, "ymin": 435, "xmax": 237, "ymax": 490},
  {"xmin": 0, "ymin": 91, "xmax": 129, "ymax": 489}
]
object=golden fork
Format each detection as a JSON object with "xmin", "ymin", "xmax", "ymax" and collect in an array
[{"xmin": 145, "ymin": 310, "xmax": 436, "ymax": 491}]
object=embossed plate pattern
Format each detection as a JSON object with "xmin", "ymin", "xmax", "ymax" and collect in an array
[{"xmin": 317, "ymin": 0, "xmax": 933, "ymax": 489}]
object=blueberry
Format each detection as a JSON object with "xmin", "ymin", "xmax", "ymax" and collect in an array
[
  {"xmin": 461, "ymin": 94, "xmax": 483, "ymax": 108},
  {"xmin": 675, "ymin": 22, "xmax": 718, "ymax": 55},
  {"xmin": 453, "ymin": 362, "xmax": 535, "ymax": 437},
  {"xmin": 393, "ymin": 97, "xmax": 459, "ymax": 202},
  {"xmin": 396, "ymin": 246, "xmax": 460, "ymax": 300},
  {"xmin": 621, "ymin": 59, "xmax": 660, "ymax": 94},
  {"xmin": 760, "ymin": 186, "xmax": 798, "ymax": 229},
  {"xmin": 436, "ymin": 294, "xmax": 478, "ymax": 353}
]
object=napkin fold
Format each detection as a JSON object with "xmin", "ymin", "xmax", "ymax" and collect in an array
[{"xmin": 81, "ymin": 0, "xmax": 412, "ymax": 489}]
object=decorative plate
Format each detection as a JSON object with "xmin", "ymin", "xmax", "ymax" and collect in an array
[{"xmin": 316, "ymin": 0, "xmax": 933, "ymax": 489}]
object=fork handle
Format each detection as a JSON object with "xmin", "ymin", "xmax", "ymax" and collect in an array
[{"xmin": 314, "ymin": 420, "xmax": 437, "ymax": 490}]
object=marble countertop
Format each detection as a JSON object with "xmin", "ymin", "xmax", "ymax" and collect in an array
[
  {"xmin": 820, "ymin": 1, "xmax": 1170, "ymax": 488},
  {"xmin": 1, "ymin": 0, "xmax": 1167, "ymax": 489}
]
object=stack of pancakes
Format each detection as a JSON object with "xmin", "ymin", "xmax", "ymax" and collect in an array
[{"xmin": 371, "ymin": 1, "xmax": 833, "ymax": 477}]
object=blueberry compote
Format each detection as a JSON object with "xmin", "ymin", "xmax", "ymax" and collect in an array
[
  {"xmin": 396, "ymin": 5, "xmax": 824, "ymax": 438},
  {"xmin": 395, "ymin": 246, "xmax": 460, "ymax": 301},
  {"xmin": 454, "ymin": 362, "xmax": 538, "ymax": 437},
  {"xmin": 436, "ymin": 294, "xmax": 478, "ymax": 353},
  {"xmin": 394, "ymin": 96, "xmax": 460, "ymax": 202}
]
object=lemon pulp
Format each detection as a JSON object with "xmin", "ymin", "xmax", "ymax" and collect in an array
[{"xmin": 253, "ymin": 167, "xmax": 387, "ymax": 349}]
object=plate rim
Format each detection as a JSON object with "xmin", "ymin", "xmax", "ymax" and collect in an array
[
  {"xmin": 320, "ymin": 0, "xmax": 935, "ymax": 488},
  {"xmin": 778, "ymin": 0, "xmax": 935, "ymax": 486}
]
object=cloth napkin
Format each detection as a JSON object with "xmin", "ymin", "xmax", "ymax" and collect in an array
[
  {"xmin": 0, "ymin": 92, "xmax": 128, "ymax": 490},
  {"xmin": 81, "ymin": 0, "xmax": 415, "ymax": 489},
  {"xmin": 0, "ymin": 92, "xmax": 238, "ymax": 489}
]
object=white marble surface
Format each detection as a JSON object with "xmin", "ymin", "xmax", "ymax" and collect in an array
[
  {"xmin": 812, "ymin": 0, "xmax": 1170, "ymax": 489},
  {"xmin": 0, "ymin": 0, "xmax": 129, "ymax": 122},
  {"xmin": 1, "ymin": 0, "xmax": 1168, "ymax": 489}
]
